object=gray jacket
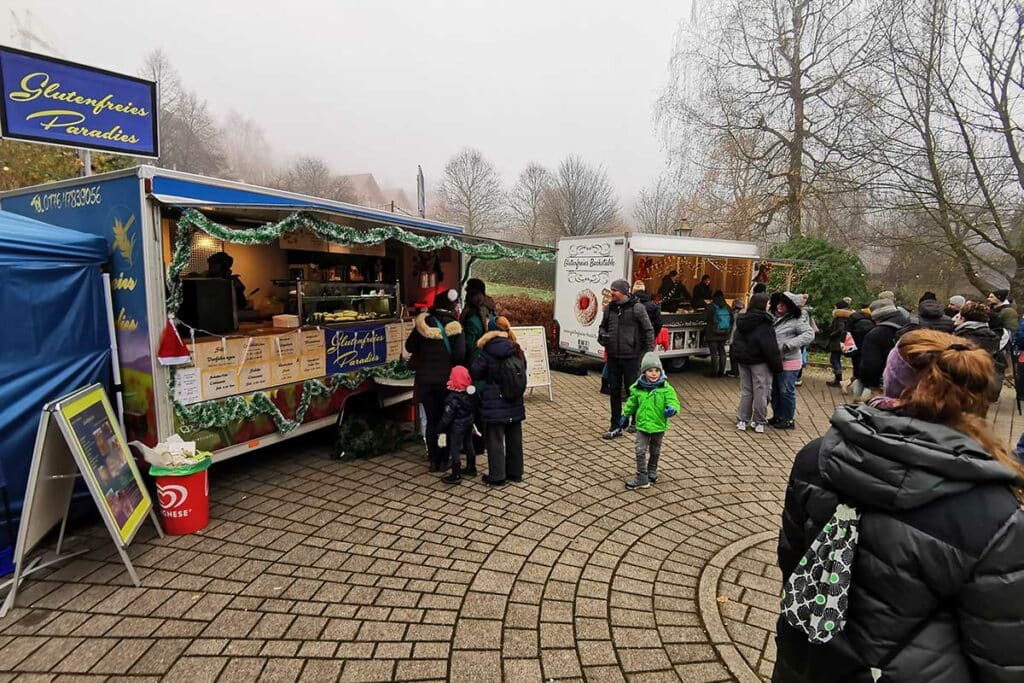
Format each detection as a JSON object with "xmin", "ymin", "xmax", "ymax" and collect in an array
[
  {"xmin": 773, "ymin": 314, "xmax": 814, "ymax": 364},
  {"xmin": 598, "ymin": 296, "xmax": 654, "ymax": 360}
]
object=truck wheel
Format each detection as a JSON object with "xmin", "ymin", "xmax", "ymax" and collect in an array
[{"xmin": 665, "ymin": 357, "xmax": 690, "ymax": 372}]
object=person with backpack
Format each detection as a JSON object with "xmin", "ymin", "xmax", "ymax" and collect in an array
[
  {"xmin": 845, "ymin": 304, "xmax": 875, "ymax": 400},
  {"xmin": 704, "ymin": 290, "xmax": 734, "ymax": 377},
  {"xmin": 598, "ymin": 279, "xmax": 654, "ymax": 439},
  {"xmin": 825, "ymin": 301, "xmax": 853, "ymax": 387},
  {"xmin": 732, "ymin": 293, "xmax": 782, "ymax": 433},
  {"xmin": 954, "ymin": 301, "xmax": 1006, "ymax": 402},
  {"xmin": 470, "ymin": 316, "xmax": 527, "ymax": 486},
  {"xmin": 436, "ymin": 366, "xmax": 477, "ymax": 485},
  {"xmin": 616, "ymin": 352, "xmax": 680, "ymax": 489},
  {"xmin": 773, "ymin": 329, "xmax": 1024, "ymax": 682},
  {"xmin": 858, "ymin": 299, "xmax": 910, "ymax": 394},
  {"xmin": 769, "ymin": 292, "xmax": 814, "ymax": 430},
  {"xmin": 405, "ymin": 290, "xmax": 467, "ymax": 473}
]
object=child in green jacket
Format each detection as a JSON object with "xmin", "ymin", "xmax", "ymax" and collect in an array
[{"xmin": 618, "ymin": 352, "xmax": 681, "ymax": 489}]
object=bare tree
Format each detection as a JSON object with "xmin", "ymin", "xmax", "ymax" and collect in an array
[
  {"xmin": 658, "ymin": 0, "xmax": 882, "ymax": 239},
  {"xmin": 508, "ymin": 163, "xmax": 554, "ymax": 244},
  {"xmin": 633, "ymin": 175, "xmax": 682, "ymax": 234},
  {"xmin": 139, "ymin": 49, "xmax": 181, "ymax": 114},
  {"xmin": 222, "ymin": 110, "xmax": 274, "ymax": 184},
  {"xmin": 544, "ymin": 155, "xmax": 620, "ymax": 237},
  {"xmin": 861, "ymin": 0, "xmax": 1024, "ymax": 298},
  {"xmin": 435, "ymin": 148, "xmax": 506, "ymax": 236},
  {"xmin": 272, "ymin": 156, "xmax": 357, "ymax": 202}
]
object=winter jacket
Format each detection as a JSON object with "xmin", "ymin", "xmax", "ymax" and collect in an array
[
  {"xmin": 773, "ymin": 313, "xmax": 814, "ymax": 365},
  {"xmin": 635, "ymin": 292, "xmax": 663, "ymax": 336},
  {"xmin": 598, "ymin": 295, "xmax": 654, "ymax": 360},
  {"xmin": 621, "ymin": 375, "xmax": 680, "ymax": 434},
  {"xmin": 990, "ymin": 303, "xmax": 1019, "ymax": 337},
  {"xmin": 692, "ymin": 282, "xmax": 713, "ymax": 308},
  {"xmin": 1015, "ymin": 319, "xmax": 1024, "ymax": 355},
  {"xmin": 460, "ymin": 293, "xmax": 496, "ymax": 364},
  {"xmin": 898, "ymin": 299, "xmax": 956, "ymax": 338},
  {"xmin": 437, "ymin": 389, "xmax": 477, "ymax": 436},
  {"xmin": 956, "ymin": 321, "xmax": 1006, "ymax": 401},
  {"xmin": 774, "ymin": 403, "xmax": 1024, "ymax": 683},
  {"xmin": 704, "ymin": 302, "xmax": 734, "ymax": 343},
  {"xmin": 858, "ymin": 311, "xmax": 907, "ymax": 389},
  {"xmin": 405, "ymin": 310, "xmax": 466, "ymax": 388},
  {"xmin": 732, "ymin": 310, "xmax": 784, "ymax": 373},
  {"xmin": 470, "ymin": 331, "xmax": 526, "ymax": 424},
  {"xmin": 827, "ymin": 308, "xmax": 853, "ymax": 352}
]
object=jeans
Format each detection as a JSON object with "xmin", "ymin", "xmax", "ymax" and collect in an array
[
  {"xmin": 737, "ymin": 363, "xmax": 772, "ymax": 424},
  {"xmin": 486, "ymin": 420, "xmax": 523, "ymax": 482},
  {"xmin": 635, "ymin": 431, "xmax": 664, "ymax": 475},
  {"xmin": 606, "ymin": 357, "xmax": 640, "ymax": 429},
  {"xmin": 771, "ymin": 370, "xmax": 799, "ymax": 423},
  {"xmin": 708, "ymin": 341, "xmax": 727, "ymax": 375},
  {"xmin": 829, "ymin": 351, "xmax": 843, "ymax": 376}
]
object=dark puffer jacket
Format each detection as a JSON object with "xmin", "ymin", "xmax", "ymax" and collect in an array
[
  {"xmin": 437, "ymin": 389, "xmax": 477, "ymax": 437},
  {"xmin": 731, "ymin": 310, "xmax": 783, "ymax": 373},
  {"xmin": 956, "ymin": 322, "xmax": 1007, "ymax": 401},
  {"xmin": 635, "ymin": 291, "xmax": 663, "ymax": 336},
  {"xmin": 858, "ymin": 313, "xmax": 907, "ymax": 389},
  {"xmin": 598, "ymin": 295, "xmax": 654, "ymax": 360},
  {"xmin": 775, "ymin": 404, "xmax": 1024, "ymax": 683},
  {"xmin": 405, "ymin": 309, "xmax": 466, "ymax": 388},
  {"xmin": 470, "ymin": 331, "xmax": 526, "ymax": 423},
  {"xmin": 898, "ymin": 299, "xmax": 957, "ymax": 338}
]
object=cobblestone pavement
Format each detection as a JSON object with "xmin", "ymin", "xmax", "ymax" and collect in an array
[{"xmin": 0, "ymin": 366, "xmax": 1018, "ymax": 681}]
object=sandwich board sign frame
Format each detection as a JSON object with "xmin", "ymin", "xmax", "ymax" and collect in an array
[
  {"xmin": 511, "ymin": 326, "xmax": 553, "ymax": 401},
  {"xmin": 1, "ymin": 383, "xmax": 162, "ymax": 617}
]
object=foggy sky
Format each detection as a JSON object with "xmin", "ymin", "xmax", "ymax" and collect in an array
[{"xmin": 4, "ymin": 1, "xmax": 687, "ymax": 209}]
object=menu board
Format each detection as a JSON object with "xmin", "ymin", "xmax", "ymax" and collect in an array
[
  {"xmin": 512, "ymin": 326, "xmax": 553, "ymax": 400},
  {"xmin": 202, "ymin": 369, "xmax": 239, "ymax": 399},
  {"xmin": 385, "ymin": 322, "xmax": 410, "ymax": 362},
  {"xmin": 173, "ymin": 367, "xmax": 202, "ymax": 405}
]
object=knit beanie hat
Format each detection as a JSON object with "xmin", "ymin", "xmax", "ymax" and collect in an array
[
  {"xmin": 993, "ymin": 288, "xmax": 1010, "ymax": 302},
  {"xmin": 878, "ymin": 290, "xmax": 896, "ymax": 301},
  {"xmin": 640, "ymin": 351, "xmax": 663, "ymax": 373},
  {"xmin": 447, "ymin": 365, "xmax": 475, "ymax": 393},
  {"xmin": 610, "ymin": 279, "xmax": 631, "ymax": 296},
  {"xmin": 948, "ymin": 295, "xmax": 966, "ymax": 309},
  {"xmin": 883, "ymin": 345, "xmax": 917, "ymax": 400},
  {"xmin": 465, "ymin": 278, "xmax": 486, "ymax": 296},
  {"xmin": 870, "ymin": 299, "xmax": 898, "ymax": 320}
]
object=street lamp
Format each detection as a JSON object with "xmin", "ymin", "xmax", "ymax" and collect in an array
[{"xmin": 675, "ymin": 218, "xmax": 692, "ymax": 237}]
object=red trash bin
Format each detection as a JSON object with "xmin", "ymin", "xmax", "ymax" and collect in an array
[{"xmin": 150, "ymin": 457, "xmax": 211, "ymax": 535}]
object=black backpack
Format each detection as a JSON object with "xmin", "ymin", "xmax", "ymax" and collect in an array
[{"xmin": 495, "ymin": 354, "xmax": 527, "ymax": 402}]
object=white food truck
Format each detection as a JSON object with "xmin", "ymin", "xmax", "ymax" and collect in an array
[{"xmin": 553, "ymin": 233, "xmax": 795, "ymax": 370}]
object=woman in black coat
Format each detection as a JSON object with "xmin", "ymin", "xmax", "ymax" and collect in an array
[
  {"xmin": 774, "ymin": 329, "xmax": 1024, "ymax": 682},
  {"xmin": 405, "ymin": 291, "xmax": 466, "ymax": 472},
  {"xmin": 470, "ymin": 316, "xmax": 526, "ymax": 486}
]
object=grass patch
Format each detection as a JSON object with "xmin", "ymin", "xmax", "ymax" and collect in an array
[{"xmin": 488, "ymin": 283, "xmax": 554, "ymax": 302}]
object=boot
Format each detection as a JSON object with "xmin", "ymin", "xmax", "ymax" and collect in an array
[
  {"xmin": 826, "ymin": 372, "xmax": 842, "ymax": 387},
  {"xmin": 442, "ymin": 462, "xmax": 461, "ymax": 484}
]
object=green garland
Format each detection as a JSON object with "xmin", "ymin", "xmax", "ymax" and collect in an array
[
  {"xmin": 167, "ymin": 208, "xmax": 554, "ymax": 315},
  {"xmin": 172, "ymin": 360, "xmax": 413, "ymax": 434}
]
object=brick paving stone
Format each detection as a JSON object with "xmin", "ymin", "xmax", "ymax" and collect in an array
[
  {"xmin": 163, "ymin": 656, "xmax": 228, "ymax": 681},
  {"xmin": 219, "ymin": 657, "xmax": 266, "ymax": 680},
  {"xmin": 449, "ymin": 650, "xmax": 501, "ymax": 682}
]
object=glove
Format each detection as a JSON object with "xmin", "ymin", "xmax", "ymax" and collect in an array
[
  {"xmin": 664, "ymin": 406, "xmax": 677, "ymax": 418},
  {"xmin": 472, "ymin": 425, "xmax": 482, "ymax": 437},
  {"xmin": 618, "ymin": 415, "xmax": 628, "ymax": 429},
  {"xmin": 437, "ymin": 433, "xmax": 447, "ymax": 448}
]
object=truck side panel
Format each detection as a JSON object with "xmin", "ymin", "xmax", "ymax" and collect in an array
[
  {"xmin": 1, "ymin": 176, "xmax": 158, "ymax": 445},
  {"xmin": 554, "ymin": 236, "xmax": 629, "ymax": 358}
]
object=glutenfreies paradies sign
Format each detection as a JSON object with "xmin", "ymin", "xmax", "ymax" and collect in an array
[{"xmin": 0, "ymin": 45, "xmax": 158, "ymax": 157}]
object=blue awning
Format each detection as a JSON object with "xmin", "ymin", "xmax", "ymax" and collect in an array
[{"xmin": 149, "ymin": 175, "xmax": 464, "ymax": 235}]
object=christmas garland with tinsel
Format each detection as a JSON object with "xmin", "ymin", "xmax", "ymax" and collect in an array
[
  {"xmin": 167, "ymin": 208, "xmax": 554, "ymax": 315},
  {"xmin": 171, "ymin": 360, "xmax": 413, "ymax": 434}
]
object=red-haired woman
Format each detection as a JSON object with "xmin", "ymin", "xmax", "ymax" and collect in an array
[{"xmin": 774, "ymin": 329, "xmax": 1024, "ymax": 682}]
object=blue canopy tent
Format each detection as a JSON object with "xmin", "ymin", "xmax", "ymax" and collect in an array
[{"xmin": 0, "ymin": 210, "xmax": 111, "ymax": 519}]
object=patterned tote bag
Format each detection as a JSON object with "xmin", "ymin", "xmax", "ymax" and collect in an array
[{"xmin": 781, "ymin": 503, "xmax": 861, "ymax": 643}]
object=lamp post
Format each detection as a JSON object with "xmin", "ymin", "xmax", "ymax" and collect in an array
[{"xmin": 674, "ymin": 218, "xmax": 692, "ymax": 237}]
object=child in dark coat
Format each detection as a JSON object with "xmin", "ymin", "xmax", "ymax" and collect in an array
[{"xmin": 437, "ymin": 366, "xmax": 477, "ymax": 484}]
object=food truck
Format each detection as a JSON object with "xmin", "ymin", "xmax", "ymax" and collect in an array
[
  {"xmin": 0, "ymin": 166, "xmax": 552, "ymax": 461},
  {"xmin": 553, "ymin": 233, "xmax": 794, "ymax": 370}
]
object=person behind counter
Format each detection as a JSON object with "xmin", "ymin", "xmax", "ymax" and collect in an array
[
  {"xmin": 658, "ymin": 270, "xmax": 679, "ymax": 301},
  {"xmin": 692, "ymin": 274, "xmax": 713, "ymax": 309},
  {"xmin": 204, "ymin": 251, "xmax": 248, "ymax": 310},
  {"xmin": 406, "ymin": 289, "xmax": 467, "ymax": 473}
]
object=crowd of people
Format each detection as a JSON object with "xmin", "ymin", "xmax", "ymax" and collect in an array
[{"xmin": 404, "ymin": 278, "xmax": 528, "ymax": 487}]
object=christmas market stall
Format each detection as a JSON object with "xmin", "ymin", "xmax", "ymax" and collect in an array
[{"xmin": 0, "ymin": 167, "xmax": 554, "ymax": 462}]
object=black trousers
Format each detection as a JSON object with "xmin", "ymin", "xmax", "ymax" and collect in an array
[
  {"xmin": 606, "ymin": 357, "xmax": 640, "ymax": 429},
  {"xmin": 486, "ymin": 421, "xmax": 523, "ymax": 482},
  {"xmin": 419, "ymin": 384, "xmax": 448, "ymax": 469},
  {"xmin": 448, "ymin": 422, "xmax": 476, "ymax": 471}
]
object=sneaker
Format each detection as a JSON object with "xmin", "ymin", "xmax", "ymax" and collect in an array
[
  {"xmin": 772, "ymin": 420, "xmax": 795, "ymax": 430},
  {"xmin": 767, "ymin": 416, "xmax": 781, "ymax": 426},
  {"xmin": 625, "ymin": 473, "xmax": 651, "ymax": 490},
  {"xmin": 795, "ymin": 379, "xmax": 803, "ymax": 387},
  {"xmin": 626, "ymin": 424, "xmax": 637, "ymax": 434},
  {"xmin": 442, "ymin": 473, "xmax": 461, "ymax": 484},
  {"xmin": 736, "ymin": 421, "xmax": 747, "ymax": 431},
  {"xmin": 648, "ymin": 471, "xmax": 658, "ymax": 484},
  {"xmin": 754, "ymin": 423, "xmax": 766, "ymax": 434},
  {"xmin": 602, "ymin": 428, "xmax": 623, "ymax": 440}
]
